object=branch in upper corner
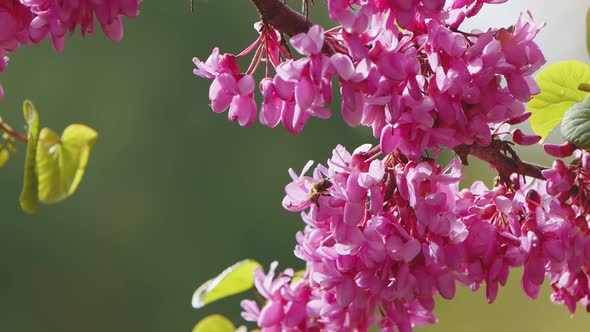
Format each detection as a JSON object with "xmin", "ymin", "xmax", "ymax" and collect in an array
[
  {"xmin": 249, "ymin": 0, "xmax": 312, "ymax": 37},
  {"xmin": 249, "ymin": 0, "xmax": 335, "ymax": 54}
]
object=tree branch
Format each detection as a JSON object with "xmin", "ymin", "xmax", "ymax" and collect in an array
[
  {"xmin": 454, "ymin": 140, "xmax": 546, "ymax": 182},
  {"xmin": 250, "ymin": 0, "xmax": 312, "ymax": 37},
  {"xmin": 0, "ymin": 122, "xmax": 28, "ymax": 143},
  {"xmin": 249, "ymin": 0, "xmax": 334, "ymax": 54}
]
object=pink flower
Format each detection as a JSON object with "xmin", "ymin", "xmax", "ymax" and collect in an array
[
  {"xmin": 290, "ymin": 25, "xmax": 324, "ymax": 56},
  {"xmin": 240, "ymin": 262, "xmax": 323, "ymax": 331},
  {"xmin": 282, "ymin": 160, "xmax": 321, "ymax": 212},
  {"xmin": 193, "ymin": 50, "xmax": 258, "ymax": 127},
  {"xmin": 0, "ymin": 0, "xmax": 140, "ymax": 99},
  {"xmin": 0, "ymin": 0, "xmax": 35, "ymax": 98},
  {"xmin": 283, "ymin": 144, "xmax": 474, "ymax": 330},
  {"xmin": 24, "ymin": 0, "xmax": 142, "ymax": 51}
]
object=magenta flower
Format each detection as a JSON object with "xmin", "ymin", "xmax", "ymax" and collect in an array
[
  {"xmin": 243, "ymin": 143, "xmax": 590, "ymax": 330},
  {"xmin": 282, "ymin": 144, "xmax": 476, "ymax": 330},
  {"xmin": 0, "ymin": 0, "xmax": 141, "ymax": 99},
  {"xmin": 0, "ymin": 0, "xmax": 35, "ymax": 98},
  {"xmin": 241, "ymin": 262, "xmax": 323, "ymax": 331},
  {"xmin": 189, "ymin": 0, "xmax": 590, "ymax": 329},
  {"xmin": 194, "ymin": 3, "xmax": 545, "ymax": 161},
  {"xmin": 24, "ymin": 0, "xmax": 141, "ymax": 51}
]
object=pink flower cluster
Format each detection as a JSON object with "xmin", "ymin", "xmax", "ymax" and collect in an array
[
  {"xmin": 193, "ymin": 1, "xmax": 544, "ymax": 159},
  {"xmin": 24, "ymin": 0, "xmax": 142, "ymax": 51},
  {"xmin": 241, "ymin": 262, "xmax": 324, "ymax": 331},
  {"xmin": 541, "ymin": 150, "xmax": 590, "ymax": 313},
  {"xmin": 237, "ymin": 144, "xmax": 590, "ymax": 331},
  {"xmin": 189, "ymin": 1, "xmax": 590, "ymax": 330},
  {"xmin": 329, "ymin": 0, "xmax": 508, "ymax": 29},
  {"xmin": 0, "ymin": 0, "xmax": 141, "ymax": 99},
  {"xmin": 0, "ymin": 0, "xmax": 34, "ymax": 98}
]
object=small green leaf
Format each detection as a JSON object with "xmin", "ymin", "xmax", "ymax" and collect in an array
[
  {"xmin": 19, "ymin": 100, "xmax": 40, "ymax": 214},
  {"xmin": 192, "ymin": 259, "xmax": 262, "ymax": 309},
  {"xmin": 528, "ymin": 61, "xmax": 590, "ymax": 140},
  {"xmin": 192, "ymin": 315, "xmax": 235, "ymax": 332},
  {"xmin": 561, "ymin": 97, "xmax": 590, "ymax": 149},
  {"xmin": 0, "ymin": 148, "xmax": 9, "ymax": 167},
  {"xmin": 36, "ymin": 124, "xmax": 98, "ymax": 204}
]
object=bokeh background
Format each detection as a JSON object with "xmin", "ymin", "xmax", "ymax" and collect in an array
[{"xmin": 0, "ymin": 1, "xmax": 589, "ymax": 331}]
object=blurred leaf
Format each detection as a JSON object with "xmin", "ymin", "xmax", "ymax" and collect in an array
[
  {"xmin": 292, "ymin": 269, "xmax": 306, "ymax": 283},
  {"xmin": 19, "ymin": 100, "xmax": 40, "ymax": 214},
  {"xmin": 36, "ymin": 124, "xmax": 98, "ymax": 204},
  {"xmin": 192, "ymin": 314, "xmax": 235, "ymax": 332},
  {"xmin": 6, "ymin": 139, "xmax": 16, "ymax": 153},
  {"xmin": 561, "ymin": 97, "xmax": 590, "ymax": 148},
  {"xmin": 0, "ymin": 148, "xmax": 9, "ymax": 167},
  {"xmin": 528, "ymin": 61, "xmax": 590, "ymax": 140},
  {"xmin": 192, "ymin": 259, "xmax": 261, "ymax": 309}
]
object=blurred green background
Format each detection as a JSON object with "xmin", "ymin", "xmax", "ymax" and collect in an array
[{"xmin": 0, "ymin": 1, "xmax": 589, "ymax": 331}]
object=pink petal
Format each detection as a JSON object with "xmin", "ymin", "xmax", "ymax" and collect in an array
[
  {"xmin": 512, "ymin": 128, "xmax": 541, "ymax": 146},
  {"xmin": 380, "ymin": 125, "xmax": 400, "ymax": 154}
]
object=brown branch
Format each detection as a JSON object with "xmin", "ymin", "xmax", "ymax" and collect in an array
[
  {"xmin": 0, "ymin": 122, "xmax": 28, "ymax": 143},
  {"xmin": 454, "ymin": 140, "xmax": 547, "ymax": 182},
  {"xmin": 250, "ymin": 0, "xmax": 312, "ymax": 37},
  {"xmin": 0, "ymin": 121, "xmax": 61, "ymax": 145},
  {"xmin": 249, "ymin": 0, "xmax": 335, "ymax": 54}
]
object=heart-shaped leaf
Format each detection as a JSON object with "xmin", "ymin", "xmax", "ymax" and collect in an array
[
  {"xmin": 19, "ymin": 100, "xmax": 40, "ymax": 214},
  {"xmin": 36, "ymin": 124, "xmax": 98, "ymax": 204},
  {"xmin": 192, "ymin": 315, "xmax": 235, "ymax": 332},
  {"xmin": 561, "ymin": 97, "xmax": 590, "ymax": 149},
  {"xmin": 192, "ymin": 259, "xmax": 261, "ymax": 309},
  {"xmin": 528, "ymin": 61, "xmax": 590, "ymax": 140}
]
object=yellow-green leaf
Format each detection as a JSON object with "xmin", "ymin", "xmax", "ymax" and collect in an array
[
  {"xmin": 0, "ymin": 148, "xmax": 9, "ymax": 167},
  {"xmin": 192, "ymin": 259, "xmax": 261, "ymax": 309},
  {"xmin": 36, "ymin": 124, "xmax": 98, "ymax": 204},
  {"xmin": 192, "ymin": 315, "xmax": 235, "ymax": 332},
  {"xmin": 6, "ymin": 139, "xmax": 16, "ymax": 153},
  {"xmin": 19, "ymin": 100, "xmax": 40, "ymax": 214},
  {"xmin": 527, "ymin": 61, "xmax": 590, "ymax": 140},
  {"xmin": 292, "ymin": 269, "xmax": 306, "ymax": 283}
]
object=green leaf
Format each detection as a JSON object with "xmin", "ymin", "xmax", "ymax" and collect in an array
[
  {"xmin": 0, "ymin": 148, "xmax": 9, "ymax": 167},
  {"xmin": 528, "ymin": 61, "xmax": 590, "ymax": 140},
  {"xmin": 192, "ymin": 315, "xmax": 235, "ymax": 332},
  {"xmin": 561, "ymin": 97, "xmax": 590, "ymax": 149},
  {"xmin": 36, "ymin": 124, "xmax": 98, "ymax": 204},
  {"xmin": 192, "ymin": 259, "xmax": 261, "ymax": 309},
  {"xmin": 19, "ymin": 100, "xmax": 40, "ymax": 214}
]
